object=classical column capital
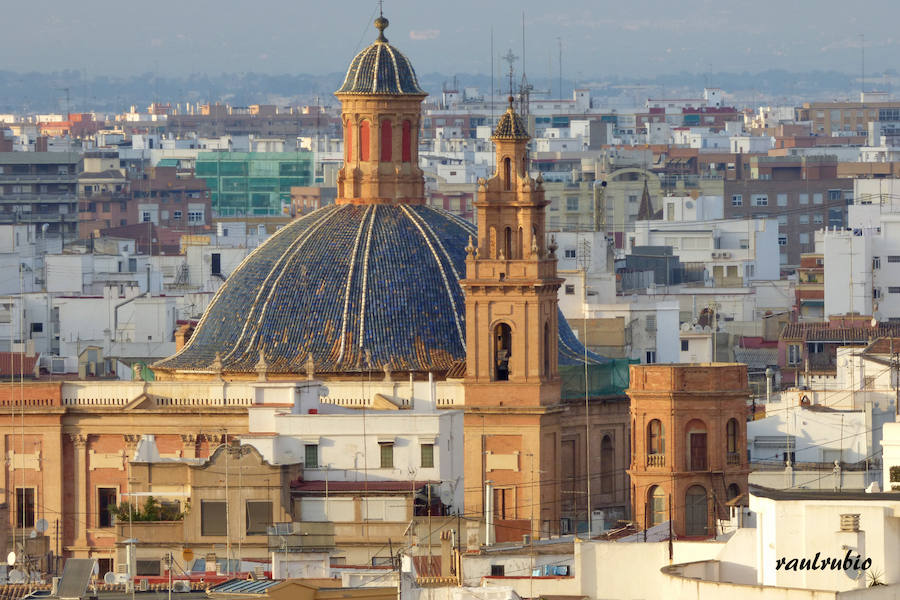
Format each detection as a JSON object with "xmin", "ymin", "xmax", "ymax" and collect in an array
[{"xmin": 69, "ymin": 434, "xmax": 88, "ymax": 449}]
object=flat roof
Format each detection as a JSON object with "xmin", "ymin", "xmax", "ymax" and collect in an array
[{"xmin": 751, "ymin": 485, "xmax": 900, "ymax": 502}]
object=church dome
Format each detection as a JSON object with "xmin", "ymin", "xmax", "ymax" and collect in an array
[
  {"xmin": 336, "ymin": 16, "xmax": 426, "ymax": 96},
  {"xmin": 153, "ymin": 203, "xmax": 603, "ymax": 378}
]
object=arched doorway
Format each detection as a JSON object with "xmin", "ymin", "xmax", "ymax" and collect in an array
[
  {"xmin": 685, "ymin": 485, "xmax": 708, "ymax": 536},
  {"xmin": 494, "ymin": 323, "xmax": 512, "ymax": 381}
]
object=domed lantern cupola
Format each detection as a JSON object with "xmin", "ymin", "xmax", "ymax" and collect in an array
[{"xmin": 335, "ymin": 13, "xmax": 428, "ymax": 205}]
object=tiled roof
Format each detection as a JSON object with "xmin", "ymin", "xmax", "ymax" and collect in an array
[
  {"xmin": 154, "ymin": 203, "xmax": 606, "ymax": 377},
  {"xmin": 336, "ymin": 17, "xmax": 425, "ymax": 96},
  {"xmin": 492, "ymin": 101, "xmax": 530, "ymax": 140},
  {"xmin": 0, "ymin": 352, "xmax": 39, "ymax": 378},
  {"xmin": 780, "ymin": 322, "xmax": 900, "ymax": 342}
]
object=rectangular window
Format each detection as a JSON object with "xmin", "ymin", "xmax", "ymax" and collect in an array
[
  {"xmin": 888, "ymin": 256, "xmax": 900, "ymax": 263},
  {"xmin": 828, "ymin": 190, "xmax": 841, "ymax": 201},
  {"xmin": 141, "ymin": 211, "xmax": 151, "ymax": 222},
  {"xmin": 566, "ymin": 197, "xmax": 579, "ymax": 211},
  {"xmin": 889, "ymin": 287, "xmax": 900, "ymax": 294},
  {"xmin": 752, "ymin": 194, "xmax": 768, "ymax": 207},
  {"xmin": 564, "ymin": 249, "xmax": 576, "ymax": 259},
  {"xmin": 814, "ymin": 214, "xmax": 824, "ymax": 224},
  {"xmin": 246, "ymin": 501, "xmax": 272, "ymax": 535},
  {"xmin": 874, "ymin": 257, "xmax": 881, "ymax": 269},
  {"xmin": 788, "ymin": 344, "xmax": 801, "ymax": 365},
  {"xmin": 874, "ymin": 288, "xmax": 882, "ymax": 299},
  {"xmin": 201, "ymin": 500, "xmax": 227, "ymax": 536},
  {"xmin": 799, "ymin": 215, "xmax": 809, "ymax": 225},
  {"xmin": 490, "ymin": 565, "xmax": 505, "ymax": 577},
  {"xmin": 173, "ymin": 210, "xmax": 182, "ymax": 219},
  {"xmin": 731, "ymin": 194, "xmax": 742, "ymax": 207},
  {"xmin": 304, "ymin": 444, "xmax": 318, "ymax": 469},
  {"xmin": 421, "ymin": 443, "xmax": 435, "ymax": 468},
  {"xmin": 98, "ymin": 488, "xmax": 117, "ymax": 528},
  {"xmin": 799, "ymin": 233, "xmax": 809, "ymax": 244},
  {"xmin": 681, "ymin": 339, "xmax": 689, "ymax": 351},
  {"xmin": 136, "ymin": 560, "xmax": 161, "ymax": 576},
  {"xmin": 777, "ymin": 193, "xmax": 788, "ymax": 207},
  {"xmin": 645, "ymin": 350, "xmax": 656, "ymax": 364},
  {"xmin": 188, "ymin": 210, "xmax": 204, "ymax": 223},
  {"xmin": 564, "ymin": 284, "xmax": 575, "ymax": 295},
  {"xmin": 15, "ymin": 488, "xmax": 35, "ymax": 528},
  {"xmin": 778, "ymin": 235, "xmax": 787, "ymax": 246},
  {"xmin": 211, "ymin": 253, "xmax": 222, "ymax": 276},
  {"xmin": 799, "ymin": 193, "xmax": 809, "ymax": 205},
  {"xmin": 777, "ymin": 215, "xmax": 788, "ymax": 226},
  {"xmin": 813, "ymin": 193, "xmax": 823, "ymax": 205},
  {"xmin": 380, "ymin": 442, "xmax": 394, "ymax": 469},
  {"xmin": 30, "ymin": 322, "xmax": 43, "ymax": 333}
]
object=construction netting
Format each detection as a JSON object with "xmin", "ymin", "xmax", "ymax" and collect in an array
[{"xmin": 559, "ymin": 358, "xmax": 636, "ymax": 399}]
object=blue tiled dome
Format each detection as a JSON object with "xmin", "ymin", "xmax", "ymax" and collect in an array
[
  {"xmin": 154, "ymin": 204, "xmax": 605, "ymax": 376},
  {"xmin": 336, "ymin": 16, "xmax": 426, "ymax": 96}
]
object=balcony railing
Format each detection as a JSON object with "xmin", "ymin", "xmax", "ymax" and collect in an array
[
  {"xmin": 647, "ymin": 453, "xmax": 665, "ymax": 467},
  {"xmin": 726, "ymin": 452, "xmax": 741, "ymax": 466}
]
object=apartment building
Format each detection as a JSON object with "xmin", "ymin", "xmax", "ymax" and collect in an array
[
  {"xmin": 722, "ymin": 155, "xmax": 851, "ymax": 267},
  {"xmin": 0, "ymin": 152, "xmax": 81, "ymax": 239}
]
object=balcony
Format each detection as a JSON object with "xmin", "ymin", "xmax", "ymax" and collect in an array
[
  {"xmin": 267, "ymin": 522, "xmax": 334, "ymax": 552},
  {"xmin": 646, "ymin": 453, "xmax": 665, "ymax": 468},
  {"xmin": 115, "ymin": 520, "xmax": 184, "ymax": 544},
  {"xmin": 0, "ymin": 174, "xmax": 77, "ymax": 184},
  {"xmin": 726, "ymin": 452, "xmax": 741, "ymax": 466}
]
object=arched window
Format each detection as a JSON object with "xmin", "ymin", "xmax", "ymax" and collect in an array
[
  {"xmin": 648, "ymin": 485, "xmax": 665, "ymax": 527},
  {"xmin": 380, "ymin": 119, "xmax": 392, "ymax": 162},
  {"xmin": 494, "ymin": 323, "xmax": 512, "ymax": 381},
  {"xmin": 402, "ymin": 120, "xmax": 412, "ymax": 162},
  {"xmin": 344, "ymin": 120, "xmax": 353, "ymax": 163},
  {"xmin": 542, "ymin": 321, "xmax": 551, "ymax": 377},
  {"xmin": 685, "ymin": 485, "xmax": 708, "ymax": 536},
  {"xmin": 503, "ymin": 227, "xmax": 512, "ymax": 259},
  {"xmin": 601, "ymin": 435, "xmax": 614, "ymax": 494},
  {"xmin": 686, "ymin": 419, "xmax": 708, "ymax": 471},
  {"xmin": 359, "ymin": 120, "xmax": 370, "ymax": 161},
  {"xmin": 517, "ymin": 226, "xmax": 523, "ymax": 259},
  {"xmin": 727, "ymin": 483, "xmax": 741, "ymax": 501},
  {"xmin": 647, "ymin": 420, "xmax": 664, "ymax": 455},
  {"xmin": 726, "ymin": 418, "xmax": 738, "ymax": 454},
  {"xmin": 504, "ymin": 157, "xmax": 511, "ymax": 190}
]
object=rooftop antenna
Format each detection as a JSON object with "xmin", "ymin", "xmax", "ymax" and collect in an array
[{"xmin": 557, "ymin": 37, "xmax": 563, "ymax": 100}]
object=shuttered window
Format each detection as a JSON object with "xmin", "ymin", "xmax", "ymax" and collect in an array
[
  {"xmin": 246, "ymin": 501, "xmax": 273, "ymax": 535},
  {"xmin": 201, "ymin": 501, "xmax": 227, "ymax": 536}
]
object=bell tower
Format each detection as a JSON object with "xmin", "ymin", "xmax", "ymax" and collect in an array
[
  {"xmin": 461, "ymin": 98, "xmax": 563, "ymax": 542},
  {"xmin": 461, "ymin": 97, "xmax": 562, "ymax": 406}
]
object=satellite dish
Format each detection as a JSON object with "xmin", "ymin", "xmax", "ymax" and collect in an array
[
  {"xmin": 92, "ymin": 561, "xmax": 100, "ymax": 576},
  {"xmin": 103, "ymin": 572, "xmax": 117, "ymax": 585},
  {"xmin": 6, "ymin": 552, "xmax": 15, "ymax": 566},
  {"xmin": 35, "ymin": 519, "xmax": 48, "ymax": 533},
  {"xmin": 8, "ymin": 570, "xmax": 25, "ymax": 584}
]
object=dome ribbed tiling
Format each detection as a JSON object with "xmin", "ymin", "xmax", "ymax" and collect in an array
[
  {"xmin": 336, "ymin": 17, "xmax": 425, "ymax": 96},
  {"xmin": 154, "ymin": 204, "xmax": 606, "ymax": 377}
]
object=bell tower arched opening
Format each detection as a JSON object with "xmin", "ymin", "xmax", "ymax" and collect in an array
[{"xmin": 493, "ymin": 323, "xmax": 512, "ymax": 381}]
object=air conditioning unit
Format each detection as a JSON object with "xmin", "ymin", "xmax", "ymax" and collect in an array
[
  {"xmin": 173, "ymin": 581, "xmax": 191, "ymax": 593},
  {"xmin": 722, "ymin": 251, "xmax": 732, "ymax": 258}
]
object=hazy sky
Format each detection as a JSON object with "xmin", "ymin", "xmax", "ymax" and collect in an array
[{"xmin": 4, "ymin": 0, "xmax": 900, "ymax": 79}]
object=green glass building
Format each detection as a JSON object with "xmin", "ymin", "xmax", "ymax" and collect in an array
[{"xmin": 195, "ymin": 151, "xmax": 313, "ymax": 216}]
